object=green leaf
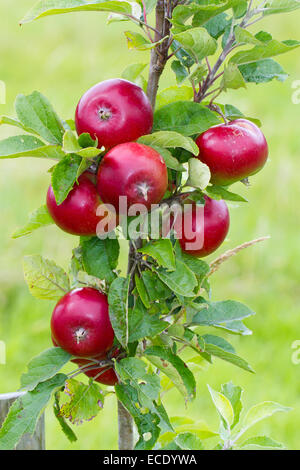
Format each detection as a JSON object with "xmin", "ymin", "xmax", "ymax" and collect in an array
[
  {"xmin": 0, "ymin": 115, "xmax": 39, "ymax": 135},
  {"xmin": 125, "ymin": 31, "xmax": 165, "ymax": 50},
  {"xmin": 191, "ymin": 300, "xmax": 255, "ymax": 326},
  {"xmin": 191, "ymin": 0, "xmax": 246, "ymax": 26},
  {"xmin": 263, "ymin": 0, "xmax": 300, "ymax": 15},
  {"xmin": 221, "ymin": 63, "xmax": 246, "ymax": 91},
  {"xmin": 80, "ymin": 237, "xmax": 119, "ymax": 284},
  {"xmin": 186, "ymin": 157, "xmax": 211, "ymax": 190},
  {"xmin": 138, "ymin": 239, "xmax": 176, "ymax": 271},
  {"xmin": 115, "ymin": 383, "xmax": 160, "ymax": 450},
  {"xmin": 239, "ymin": 58, "xmax": 288, "ymax": 84},
  {"xmin": 138, "ymin": 131, "xmax": 199, "ymax": 155},
  {"xmin": 12, "ymin": 204, "xmax": 54, "ymax": 238},
  {"xmin": 173, "ymin": 27, "xmax": 217, "ymax": 62},
  {"xmin": 235, "ymin": 26, "xmax": 262, "ymax": 46},
  {"xmin": 0, "ymin": 135, "xmax": 64, "ymax": 160},
  {"xmin": 145, "ymin": 346, "xmax": 196, "ymax": 401},
  {"xmin": 121, "ymin": 63, "xmax": 147, "ymax": 90},
  {"xmin": 203, "ymin": 335, "xmax": 254, "ymax": 373},
  {"xmin": 141, "ymin": 270, "xmax": 172, "ymax": 302},
  {"xmin": 203, "ymin": 12, "xmax": 230, "ymax": 39},
  {"xmin": 156, "ymin": 86, "xmax": 194, "ymax": 109},
  {"xmin": 238, "ymin": 435, "xmax": 285, "ymax": 449},
  {"xmin": 60, "ymin": 379, "xmax": 104, "ymax": 424},
  {"xmin": 53, "ymin": 393, "xmax": 77, "ymax": 443},
  {"xmin": 0, "ymin": 374, "xmax": 67, "ymax": 450},
  {"xmin": 21, "ymin": 0, "xmax": 134, "ymax": 24},
  {"xmin": 134, "ymin": 274, "xmax": 150, "ymax": 308},
  {"xmin": 156, "ymin": 259, "xmax": 198, "ymax": 297},
  {"xmin": 23, "ymin": 254, "xmax": 70, "ymax": 301},
  {"xmin": 128, "ymin": 299, "xmax": 167, "ymax": 342},
  {"xmin": 171, "ymin": 60, "xmax": 189, "ymax": 85},
  {"xmin": 21, "ymin": 348, "xmax": 71, "ymax": 391},
  {"xmin": 206, "ymin": 185, "xmax": 248, "ymax": 202},
  {"xmin": 147, "ymin": 145, "xmax": 185, "ymax": 171},
  {"xmin": 230, "ymin": 38, "xmax": 300, "ymax": 66},
  {"xmin": 240, "ymin": 401, "xmax": 291, "ymax": 435},
  {"xmin": 15, "ymin": 91, "xmax": 64, "ymax": 144},
  {"xmin": 153, "ymin": 101, "xmax": 220, "ymax": 136},
  {"xmin": 221, "ymin": 382, "xmax": 243, "ymax": 429},
  {"xmin": 51, "ymin": 153, "xmax": 82, "ymax": 205},
  {"xmin": 115, "ymin": 357, "xmax": 160, "ymax": 406},
  {"xmin": 174, "ymin": 242, "xmax": 209, "ymax": 283},
  {"xmin": 175, "ymin": 432, "xmax": 204, "ymax": 450},
  {"xmin": 207, "ymin": 384, "xmax": 234, "ymax": 429},
  {"xmin": 108, "ymin": 277, "xmax": 130, "ymax": 347}
]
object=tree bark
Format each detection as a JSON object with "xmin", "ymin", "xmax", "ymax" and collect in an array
[
  {"xmin": 117, "ymin": 400, "xmax": 134, "ymax": 450},
  {"xmin": 0, "ymin": 392, "xmax": 45, "ymax": 450},
  {"xmin": 117, "ymin": 0, "xmax": 172, "ymax": 451}
]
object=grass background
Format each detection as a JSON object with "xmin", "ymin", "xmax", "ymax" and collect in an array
[{"xmin": 0, "ymin": 0, "xmax": 300, "ymax": 450}]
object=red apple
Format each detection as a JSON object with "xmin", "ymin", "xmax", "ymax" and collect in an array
[
  {"xmin": 51, "ymin": 287, "xmax": 114, "ymax": 357},
  {"xmin": 97, "ymin": 142, "xmax": 168, "ymax": 213},
  {"xmin": 174, "ymin": 195, "xmax": 230, "ymax": 257},
  {"xmin": 196, "ymin": 119, "xmax": 268, "ymax": 186},
  {"xmin": 46, "ymin": 172, "xmax": 117, "ymax": 236},
  {"xmin": 75, "ymin": 79, "xmax": 153, "ymax": 149}
]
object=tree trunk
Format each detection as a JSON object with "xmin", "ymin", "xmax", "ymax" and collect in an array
[
  {"xmin": 117, "ymin": 400, "xmax": 134, "ymax": 450},
  {"xmin": 0, "ymin": 392, "xmax": 45, "ymax": 450}
]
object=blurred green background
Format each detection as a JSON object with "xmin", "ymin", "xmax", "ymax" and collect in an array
[{"xmin": 0, "ymin": 0, "xmax": 300, "ymax": 450}]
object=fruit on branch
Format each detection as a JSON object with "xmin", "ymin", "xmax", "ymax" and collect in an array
[
  {"xmin": 47, "ymin": 172, "xmax": 117, "ymax": 236},
  {"xmin": 195, "ymin": 119, "xmax": 268, "ymax": 186},
  {"xmin": 75, "ymin": 79, "xmax": 153, "ymax": 149},
  {"xmin": 51, "ymin": 287, "xmax": 114, "ymax": 357},
  {"xmin": 74, "ymin": 348, "xmax": 119, "ymax": 386},
  {"xmin": 174, "ymin": 195, "xmax": 230, "ymax": 257},
  {"xmin": 97, "ymin": 142, "xmax": 168, "ymax": 213}
]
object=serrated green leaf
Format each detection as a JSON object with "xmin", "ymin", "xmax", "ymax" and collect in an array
[
  {"xmin": 21, "ymin": 348, "xmax": 71, "ymax": 391},
  {"xmin": 239, "ymin": 435, "xmax": 285, "ymax": 449},
  {"xmin": 145, "ymin": 346, "xmax": 196, "ymax": 401},
  {"xmin": 156, "ymin": 259, "xmax": 198, "ymax": 297},
  {"xmin": 203, "ymin": 335, "xmax": 254, "ymax": 373},
  {"xmin": 175, "ymin": 432, "xmax": 205, "ymax": 450},
  {"xmin": 0, "ymin": 135, "xmax": 64, "ymax": 160},
  {"xmin": 80, "ymin": 236, "xmax": 119, "ymax": 284},
  {"xmin": 141, "ymin": 270, "xmax": 172, "ymax": 302},
  {"xmin": 146, "ymin": 145, "xmax": 185, "ymax": 171},
  {"xmin": 12, "ymin": 204, "xmax": 54, "ymax": 238},
  {"xmin": 21, "ymin": 0, "xmax": 134, "ymax": 24},
  {"xmin": 138, "ymin": 131, "xmax": 199, "ymax": 155},
  {"xmin": 171, "ymin": 60, "xmax": 189, "ymax": 85},
  {"xmin": 138, "ymin": 239, "xmax": 176, "ymax": 271},
  {"xmin": 191, "ymin": 300, "xmax": 255, "ymax": 326},
  {"xmin": 153, "ymin": 101, "xmax": 220, "ymax": 136},
  {"xmin": 156, "ymin": 86, "xmax": 194, "ymax": 109},
  {"xmin": 125, "ymin": 30, "xmax": 165, "ymax": 50},
  {"xmin": 0, "ymin": 115, "xmax": 39, "ymax": 135},
  {"xmin": 51, "ymin": 153, "xmax": 82, "ymax": 205},
  {"xmin": 173, "ymin": 27, "xmax": 217, "ymax": 62},
  {"xmin": 60, "ymin": 379, "xmax": 104, "ymax": 425},
  {"xmin": 240, "ymin": 401, "xmax": 291, "ymax": 435},
  {"xmin": 23, "ymin": 255, "xmax": 70, "ymax": 301},
  {"xmin": 230, "ymin": 38, "xmax": 300, "ymax": 66},
  {"xmin": 0, "ymin": 374, "xmax": 67, "ymax": 450},
  {"xmin": 221, "ymin": 382, "xmax": 243, "ymax": 429},
  {"xmin": 263, "ymin": 0, "xmax": 300, "ymax": 15},
  {"xmin": 128, "ymin": 298, "xmax": 167, "ymax": 342},
  {"xmin": 239, "ymin": 58, "xmax": 288, "ymax": 84},
  {"xmin": 221, "ymin": 63, "xmax": 246, "ymax": 91},
  {"xmin": 53, "ymin": 393, "xmax": 77, "ymax": 443},
  {"xmin": 15, "ymin": 91, "xmax": 64, "ymax": 144},
  {"xmin": 206, "ymin": 185, "xmax": 248, "ymax": 202},
  {"xmin": 207, "ymin": 384, "xmax": 234, "ymax": 429},
  {"xmin": 108, "ymin": 277, "xmax": 130, "ymax": 347}
]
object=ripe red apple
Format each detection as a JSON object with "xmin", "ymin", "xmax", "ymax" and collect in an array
[
  {"xmin": 97, "ymin": 142, "xmax": 168, "ymax": 213},
  {"xmin": 46, "ymin": 172, "xmax": 117, "ymax": 236},
  {"xmin": 174, "ymin": 195, "xmax": 229, "ymax": 257},
  {"xmin": 195, "ymin": 119, "xmax": 268, "ymax": 186},
  {"xmin": 75, "ymin": 79, "xmax": 153, "ymax": 149},
  {"xmin": 51, "ymin": 287, "xmax": 114, "ymax": 357}
]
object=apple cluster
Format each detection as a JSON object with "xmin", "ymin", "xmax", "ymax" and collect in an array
[{"xmin": 49, "ymin": 78, "xmax": 268, "ymax": 384}]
